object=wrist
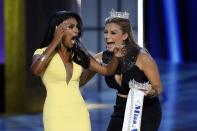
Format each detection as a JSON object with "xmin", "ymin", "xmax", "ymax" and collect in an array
[{"xmin": 149, "ymin": 88, "xmax": 158, "ymax": 98}]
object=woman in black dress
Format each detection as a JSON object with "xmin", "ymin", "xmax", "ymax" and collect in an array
[
  {"xmin": 93, "ymin": 9, "xmax": 163, "ymax": 131},
  {"xmin": 82, "ymin": 9, "xmax": 163, "ymax": 131},
  {"xmin": 104, "ymin": 9, "xmax": 163, "ymax": 131}
]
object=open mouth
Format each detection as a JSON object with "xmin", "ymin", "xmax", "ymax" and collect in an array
[
  {"xmin": 71, "ymin": 36, "xmax": 78, "ymax": 44},
  {"xmin": 106, "ymin": 42, "xmax": 115, "ymax": 49}
]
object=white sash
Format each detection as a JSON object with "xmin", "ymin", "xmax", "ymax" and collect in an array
[{"xmin": 122, "ymin": 79, "xmax": 151, "ymax": 131}]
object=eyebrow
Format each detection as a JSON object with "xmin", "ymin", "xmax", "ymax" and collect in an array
[{"xmin": 105, "ymin": 29, "xmax": 120, "ymax": 32}]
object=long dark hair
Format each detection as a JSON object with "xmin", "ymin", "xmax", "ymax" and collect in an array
[{"xmin": 40, "ymin": 10, "xmax": 83, "ymax": 48}]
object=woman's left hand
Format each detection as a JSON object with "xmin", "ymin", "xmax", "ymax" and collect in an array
[{"xmin": 142, "ymin": 88, "xmax": 158, "ymax": 98}]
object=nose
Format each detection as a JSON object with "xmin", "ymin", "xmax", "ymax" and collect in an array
[{"xmin": 104, "ymin": 32, "xmax": 108, "ymax": 38}]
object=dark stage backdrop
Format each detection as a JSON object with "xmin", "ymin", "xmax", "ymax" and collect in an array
[
  {"xmin": 0, "ymin": 0, "xmax": 4, "ymax": 113},
  {"xmin": 144, "ymin": 0, "xmax": 197, "ymax": 63},
  {"xmin": 0, "ymin": 0, "xmax": 4, "ymax": 64}
]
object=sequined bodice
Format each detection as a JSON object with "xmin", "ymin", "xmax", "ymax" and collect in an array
[{"xmin": 102, "ymin": 47, "xmax": 148, "ymax": 95}]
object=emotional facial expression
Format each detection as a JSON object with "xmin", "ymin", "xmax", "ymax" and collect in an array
[
  {"xmin": 62, "ymin": 17, "xmax": 79, "ymax": 48},
  {"xmin": 104, "ymin": 23, "xmax": 128, "ymax": 52}
]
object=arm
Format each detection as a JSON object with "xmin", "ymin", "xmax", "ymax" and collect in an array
[
  {"xmin": 31, "ymin": 41, "xmax": 57, "ymax": 76},
  {"xmin": 137, "ymin": 50, "xmax": 163, "ymax": 97},
  {"xmin": 79, "ymin": 69, "xmax": 96, "ymax": 87},
  {"xmin": 87, "ymin": 54, "xmax": 119, "ymax": 76},
  {"xmin": 31, "ymin": 23, "xmax": 65, "ymax": 76},
  {"xmin": 87, "ymin": 45, "xmax": 123, "ymax": 75},
  {"xmin": 79, "ymin": 52, "xmax": 103, "ymax": 87},
  {"xmin": 72, "ymin": 45, "xmax": 123, "ymax": 76}
]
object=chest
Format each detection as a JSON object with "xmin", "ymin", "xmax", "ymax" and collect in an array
[
  {"xmin": 41, "ymin": 53, "xmax": 82, "ymax": 83},
  {"xmin": 105, "ymin": 65, "xmax": 148, "ymax": 92}
]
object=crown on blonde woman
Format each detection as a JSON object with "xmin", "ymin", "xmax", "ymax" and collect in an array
[{"xmin": 105, "ymin": 9, "xmax": 130, "ymax": 21}]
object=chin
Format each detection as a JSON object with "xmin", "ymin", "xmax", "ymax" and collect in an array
[
  {"xmin": 69, "ymin": 45, "xmax": 74, "ymax": 49},
  {"xmin": 107, "ymin": 48, "xmax": 113, "ymax": 52}
]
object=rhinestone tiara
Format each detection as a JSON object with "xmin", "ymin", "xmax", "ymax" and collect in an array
[{"xmin": 105, "ymin": 9, "xmax": 130, "ymax": 21}]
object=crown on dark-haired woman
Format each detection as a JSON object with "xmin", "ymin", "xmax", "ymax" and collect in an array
[{"xmin": 105, "ymin": 9, "xmax": 130, "ymax": 21}]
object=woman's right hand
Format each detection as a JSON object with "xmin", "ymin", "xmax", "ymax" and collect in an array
[
  {"xmin": 52, "ymin": 22, "xmax": 67, "ymax": 46},
  {"xmin": 31, "ymin": 22, "xmax": 69, "ymax": 76}
]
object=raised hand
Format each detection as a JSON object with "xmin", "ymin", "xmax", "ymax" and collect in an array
[{"xmin": 52, "ymin": 22, "xmax": 68, "ymax": 46}]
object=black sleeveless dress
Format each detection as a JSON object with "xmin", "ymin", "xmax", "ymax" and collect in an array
[{"xmin": 102, "ymin": 47, "xmax": 162, "ymax": 131}]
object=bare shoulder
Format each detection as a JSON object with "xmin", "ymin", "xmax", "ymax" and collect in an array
[
  {"xmin": 136, "ymin": 49, "xmax": 157, "ymax": 70},
  {"xmin": 94, "ymin": 51, "xmax": 103, "ymax": 60},
  {"xmin": 138, "ymin": 49, "xmax": 154, "ymax": 62}
]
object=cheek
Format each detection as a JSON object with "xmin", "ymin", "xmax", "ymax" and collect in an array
[
  {"xmin": 63, "ymin": 33, "xmax": 70, "ymax": 40},
  {"xmin": 114, "ymin": 38, "xmax": 123, "ymax": 44},
  {"xmin": 62, "ymin": 35, "xmax": 67, "ymax": 41},
  {"xmin": 113, "ymin": 35, "xmax": 123, "ymax": 41},
  {"xmin": 62, "ymin": 36, "xmax": 69, "ymax": 45},
  {"xmin": 63, "ymin": 31, "xmax": 69, "ymax": 37}
]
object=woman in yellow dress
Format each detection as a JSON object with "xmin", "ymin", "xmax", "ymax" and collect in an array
[{"xmin": 31, "ymin": 10, "xmax": 123, "ymax": 131}]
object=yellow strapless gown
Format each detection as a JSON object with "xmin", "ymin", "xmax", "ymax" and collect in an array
[{"xmin": 34, "ymin": 48, "xmax": 91, "ymax": 131}]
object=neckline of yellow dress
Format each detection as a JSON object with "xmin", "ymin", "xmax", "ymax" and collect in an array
[{"xmin": 56, "ymin": 52, "xmax": 74, "ymax": 86}]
